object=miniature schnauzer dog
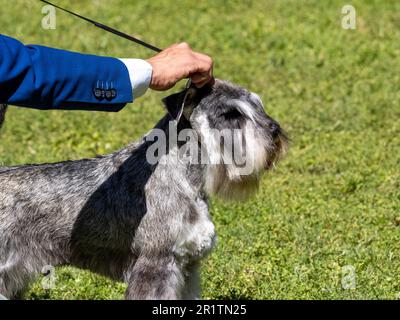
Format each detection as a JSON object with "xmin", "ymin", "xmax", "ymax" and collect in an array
[{"xmin": 0, "ymin": 80, "xmax": 287, "ymax": 300}]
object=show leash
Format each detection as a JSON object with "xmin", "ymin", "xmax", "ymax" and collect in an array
[
  {"xmin": 39, "ymin": 0, "xmax": 193, "ymax": 92},
  {"xmin": 39, "ymin": 0, "xmax": 162, "ymax": 53}
]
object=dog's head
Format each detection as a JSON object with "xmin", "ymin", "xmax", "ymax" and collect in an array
[{"xmin": 162, "ymin": 79, "xmax": 288, "ymax": 200}]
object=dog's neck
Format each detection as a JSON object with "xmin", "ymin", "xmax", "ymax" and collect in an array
[{"xmin": 116, "ymin": 114, "xmax": 204, "ymax": 190}]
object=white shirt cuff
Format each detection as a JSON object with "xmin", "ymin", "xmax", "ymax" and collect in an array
[{"xmin": 119, "ymin": 58, "xmax": 153, "ymax": 99}]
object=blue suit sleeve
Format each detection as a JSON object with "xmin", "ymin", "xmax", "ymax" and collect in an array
[{"xmin": 0, "ymin": 34, "xmax": 133, "ymax": 111}]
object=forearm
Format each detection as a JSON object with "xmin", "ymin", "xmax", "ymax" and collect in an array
[{"xmin": 0, "ymin": 34, "xmax": 137, "ymax": 111}]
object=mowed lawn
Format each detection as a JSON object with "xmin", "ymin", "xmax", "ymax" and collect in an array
[{"xmin": 0, "ymin": 0, "xmax": 399, "ymax": 299}]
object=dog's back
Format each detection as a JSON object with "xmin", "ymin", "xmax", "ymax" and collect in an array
[{"xmin": 0, "ymin": 145, "xmax": 152, "ymax": 298}]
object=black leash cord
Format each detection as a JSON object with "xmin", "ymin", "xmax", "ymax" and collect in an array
[{"xmin": 40, "ymin": 0, "xmax": 162, "ymax": 53}]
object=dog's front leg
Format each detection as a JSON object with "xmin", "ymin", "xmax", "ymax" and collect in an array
[
  {"xmin": 182, "ymin": 262, "xmax": 201, "ymax": 300},
  {"xmin": 125, "ymin": 253, "xmax": 184, "ymax": 300}
]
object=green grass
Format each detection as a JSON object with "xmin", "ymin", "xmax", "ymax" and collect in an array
[{"xmin": 1, "ymin": 0, "xmax": 399, "ymax": 299}]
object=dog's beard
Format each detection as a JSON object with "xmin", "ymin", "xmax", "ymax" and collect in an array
[
  {"xmin": 202, "ymin": 124, "xmax": 280, "ymax": 201},
  {"xmin": 204, "ymin": 164, "xmax": 261, "ymax": 201}
]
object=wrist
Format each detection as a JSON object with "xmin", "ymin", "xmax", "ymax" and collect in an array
[
  {"xmin": 145, "ymin": 58, "xmax": 159, "ymax": 90},
  {"xmin": 119, "ymin": 59, "xmax": 153, "ymax": 99}
]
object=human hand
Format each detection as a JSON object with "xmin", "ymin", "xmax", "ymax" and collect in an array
[{"xmin": 146, "ymin": 42, "xmax": 214, "ymax": 91}]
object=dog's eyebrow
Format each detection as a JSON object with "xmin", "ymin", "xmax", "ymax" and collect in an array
[
  {"xmin": 250, "ymin": 93, "xmax": 263, "ymax": 107},
  {"xmin": 227, "ymin": 99, "xmax": 256, "ymax": 122}
]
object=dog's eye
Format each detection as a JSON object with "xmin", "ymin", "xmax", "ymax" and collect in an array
[{"xmin": 221, "ymin": 109, "xmax": 242, "ymax": 120}]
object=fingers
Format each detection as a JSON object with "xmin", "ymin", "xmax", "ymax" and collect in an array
[
  {"xmin": 191, "ymin": 72, "xmax": 214, "ymax": 88},
  {"xmin": 193, "ymin": 52, "xmax": 213, "ymax": 73},
  {"xmin": 190, "ymin": 52, "xmax": 214, "ymax": 87},
  {"xmin": 168, "ymin": 43, "xmax": 214, "ymax": 83},
  {"xmin": 194, "ymin": 77, "xmax": 214, "ymax": 88},
  {"xmin": 146, "ymin": 41, "xmax": 214, "ymax": 91},
  {"xmin": 191, "ymin": 72, "xmax": 210, "ymax": 87}
]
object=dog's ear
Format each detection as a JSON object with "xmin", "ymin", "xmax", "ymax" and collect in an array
[
  {"xmin": 162, "ymin": 87, "xmax": 196, "ymax": 122},
  {"xmin": 162, "ymin": 90, "xmax": 186, "ymax": 121}
]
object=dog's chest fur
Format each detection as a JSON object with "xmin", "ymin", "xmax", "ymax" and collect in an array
[
  {"xmin": 137, "ymin": 149, "xmax": 217, "ymax": 264},
  {"xmin": 173, "ymin": 197, "xmax": 216, "ymax": 262}
]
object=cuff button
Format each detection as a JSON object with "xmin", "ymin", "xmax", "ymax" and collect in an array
[
  {"xmin": 105, "ymin": 89, "xmax": 113, "ymax": 101},
  {"xmin": 94, "ymin": 88, "xmax": 103, "ymax": 100},
  {"xmin": 110, "ymin": 89, "xmax": 117, "ymax": 99}
]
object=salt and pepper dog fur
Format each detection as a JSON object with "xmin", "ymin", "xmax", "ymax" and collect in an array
[{"xmin": 0, "ymin": 80, "xmax": 287, "ymax": 299}]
